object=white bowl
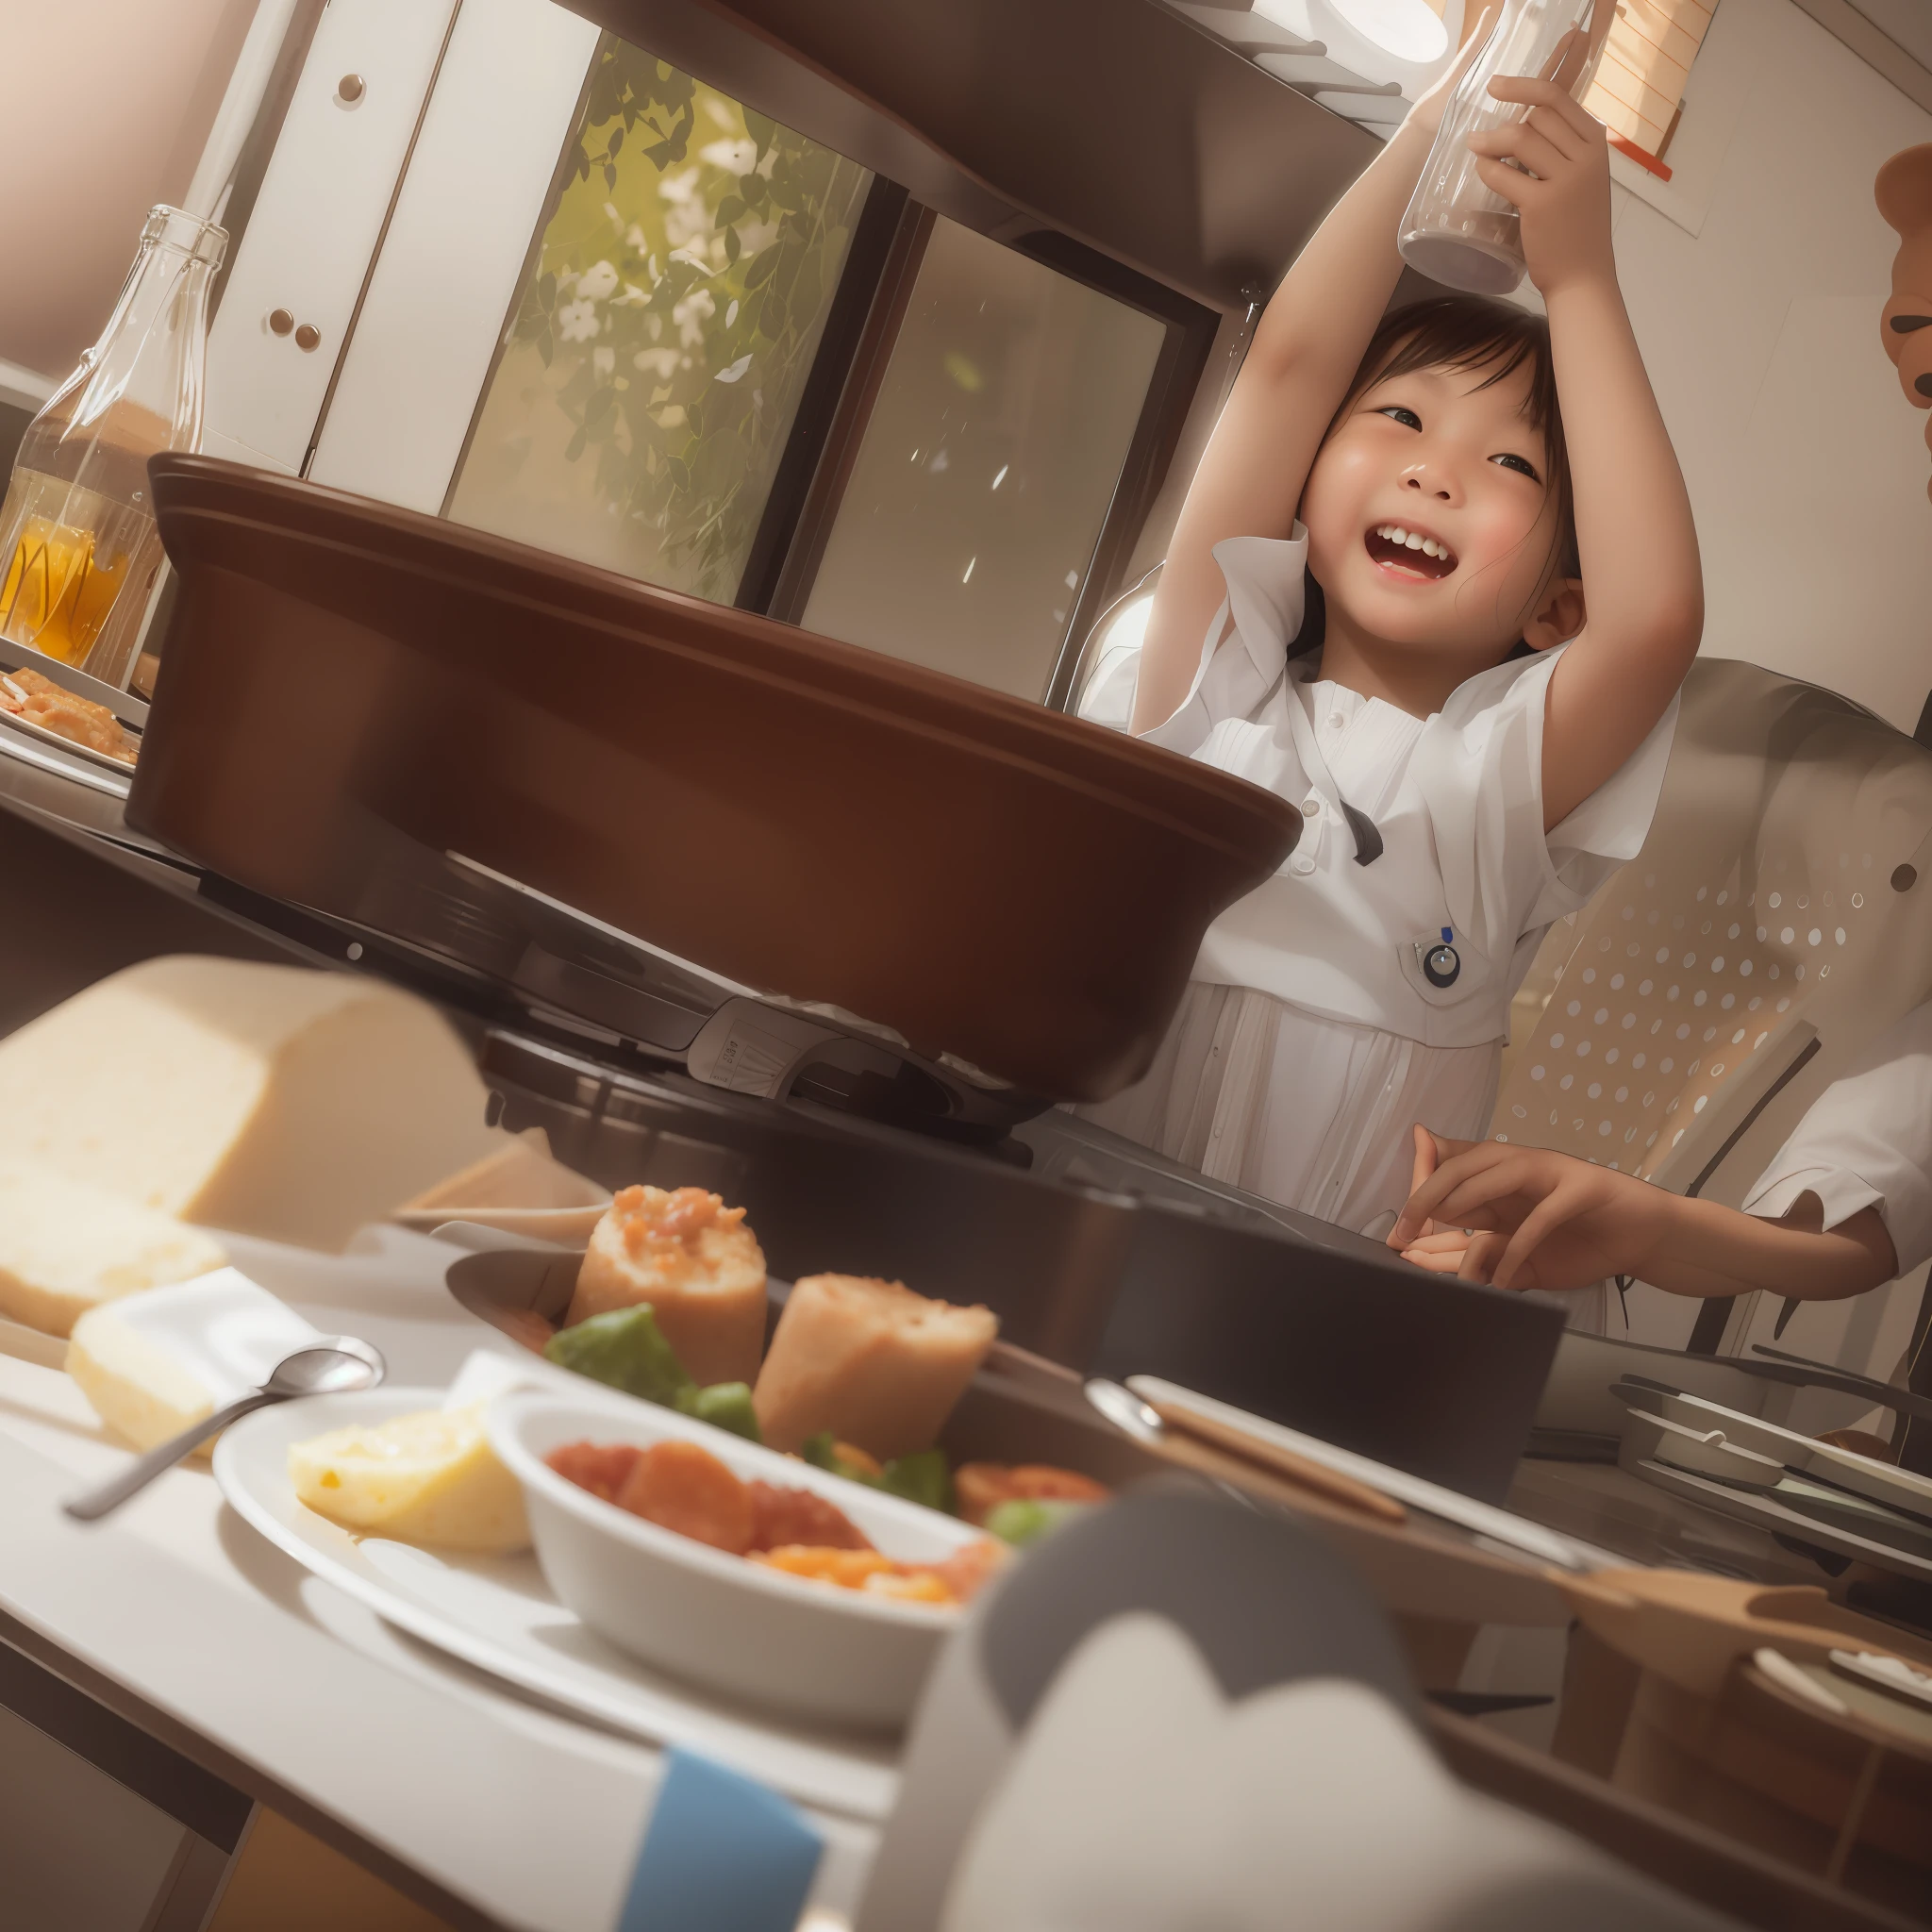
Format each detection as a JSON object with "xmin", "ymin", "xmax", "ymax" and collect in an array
[{"xmin": 487, "ymin": 1392, "xmax": 979, "ymax": 1732}]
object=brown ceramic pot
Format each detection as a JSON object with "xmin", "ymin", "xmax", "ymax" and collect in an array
[{"xmin": 130, "ymin": 458, "xmax": 1296, "ymax": 1100}]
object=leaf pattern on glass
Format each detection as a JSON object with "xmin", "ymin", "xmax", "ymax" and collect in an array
[{"xmin": 461, "ymin": 37, "xmax": 869, "ymax": 603}]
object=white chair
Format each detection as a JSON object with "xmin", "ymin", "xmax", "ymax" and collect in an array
[{"xmin": 1492, "ymin": 658, "xmax": 1932, "ymax": 1356}]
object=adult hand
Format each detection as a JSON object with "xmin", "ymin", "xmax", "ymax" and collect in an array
[
  {"xmin": 1467, "ymin": 74, "xmax": 1615, "ymax": 297},
  {"xmin": 1388, "ymin": 1133, "xmax": 1667, "ymax": 1290}
]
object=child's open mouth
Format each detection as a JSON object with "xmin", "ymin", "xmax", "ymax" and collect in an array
[{"xmin": 1365, "ymin": 523, "xmax": 1457, "ymax": 580}]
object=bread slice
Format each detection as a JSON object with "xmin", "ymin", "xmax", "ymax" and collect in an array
[
  {"xmin": 567, "ymin": 1186, "xmax": 768, "ymax": 1386},
  {"xmin": 753, "ymin": 1274, "xmax": 998, "ymax": 1460},
  {"xmin": 0, "ymin": 1158, "xmax": 227, "ymax": 1337}
]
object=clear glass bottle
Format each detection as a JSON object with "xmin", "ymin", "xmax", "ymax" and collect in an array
[
  {"xmin": 1398, "ymin": 0, "xmax": 1605, "ymax": 295},
  {"xmin": 0, "ymin": 206, "xmax": 226, "ymax": 688}
]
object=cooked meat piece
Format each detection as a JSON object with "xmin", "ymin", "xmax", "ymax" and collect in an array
[
  {"xmin": 1, "ymin": 666, "xmax": 136, "ymax": 763},
  {"xmin": 614, "ymin": 1438, "xmax": 755, "ymax": 1554},
  {"xmin": 747, "ymin": 1479, "xmax": 873, "ymax": 1554},
  {"xmin": 546, "ymin": 1440, "xmax": 642, "ymax": 1505}
]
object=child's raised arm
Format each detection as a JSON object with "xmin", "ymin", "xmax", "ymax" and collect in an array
[
  {"xmin": 1470, "ymin": 77, "xmax": 1704, "ymax": 829},
  {"xmin": 1128, "ymin": 26, "xmax": 1493, "ymax": 735}
]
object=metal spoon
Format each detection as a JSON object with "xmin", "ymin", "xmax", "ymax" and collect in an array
[
  {"xmin": 64, "ymin": 1337, "xmax": 386, "ymax": 1522},
  {"xmin": 1083, "ymin": 1376, "xmax": 1172, "ymax": 1448},
  {"xmin": 1081, "ymin": 1377, "xmax": 1263, "ymax": 1512}
]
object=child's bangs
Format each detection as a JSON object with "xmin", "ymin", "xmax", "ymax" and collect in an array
[
  {"xmin": 1350, "ymin": 297, "xmax": 1559, "ymax": 441},
  {"xmin": 1343, "ymin": 295, "xmax": 1575, "ymax": 576}
]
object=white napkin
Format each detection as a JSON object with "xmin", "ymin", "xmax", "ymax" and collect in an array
[{"xmin": 939, "ymin": 1613, "xmax": 1737, "ymax": 1932}]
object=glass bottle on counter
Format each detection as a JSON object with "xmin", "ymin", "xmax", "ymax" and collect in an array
[
  {"xmin": 0, "ymin": 205, "xmax": 226, "ymax": 689},
  {"xmin": 1397, "ymin": 0, "xmax": 1605, "ymax": 295}
]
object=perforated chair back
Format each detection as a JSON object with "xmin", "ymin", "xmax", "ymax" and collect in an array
[{"xmin": 1492, "ymin": 659, "xmax": 1932, "ymax": 1207}]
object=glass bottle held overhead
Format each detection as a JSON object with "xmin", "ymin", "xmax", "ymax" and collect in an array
[
  {"xmin": 0, "ymin": 206, "xmax": 225, "ymax": 688},
  {"xmin": 1398, "ymin": 0, "xmax": 1609, "ymax": 295}
]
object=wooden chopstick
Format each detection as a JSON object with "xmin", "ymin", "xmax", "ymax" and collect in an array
[{"xmin": 1149, "ymin": 1400, "xmax": 1407, "ymax": 1524}]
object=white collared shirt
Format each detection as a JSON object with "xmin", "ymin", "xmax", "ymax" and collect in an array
[
  {"xmin": 1744, "ymin": 1000, "xmax": 1932, "ymax": 1277},
  {"xmin": 1122, "ymin": 530, "xmax": 1680, "ymax": 1051}
]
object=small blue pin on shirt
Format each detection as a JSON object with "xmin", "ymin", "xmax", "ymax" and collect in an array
[{"xmin": 616, "ymin": 1747, "xmax": 825, "ymax": 1932}]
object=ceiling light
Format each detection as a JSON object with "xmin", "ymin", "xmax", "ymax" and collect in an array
[{"xmin": 1326, "ymin": 0, "xmax": 1449, "ymax": 63}]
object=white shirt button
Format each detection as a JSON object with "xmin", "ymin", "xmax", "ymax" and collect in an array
[
  {"xmin": 1291, "ymin": 855, "xmax": 1316, "ymax": 875},
  {"xmin": 1301, "ymin": 797, "xmax": 1321, "ymax": 818},
  {"xmin": 1328, "ymin": 712, "xmax": 1345, "ymax": 730}
]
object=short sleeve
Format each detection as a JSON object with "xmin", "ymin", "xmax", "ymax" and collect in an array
[
  {"xmin": 1742, "ymin": 1003, "xmax": 1932, "ymax": 1276},
  {"xmin": 1410, "ymin": 643, "xmax": 1679, "ymax": 957},
  {"xmin": 1139, "ymin": 531, "xmax": 1308, "ymax": 756}
]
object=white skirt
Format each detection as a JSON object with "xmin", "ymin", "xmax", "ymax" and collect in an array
[{"xmin": 1075, "ymin": 982, "xmax": 1504, "ymax": 1239}]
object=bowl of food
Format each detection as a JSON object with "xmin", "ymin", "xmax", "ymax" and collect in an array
[{"xmin": 487, "ymin": 1390, "xmax": 1007, "ymax": 1731}]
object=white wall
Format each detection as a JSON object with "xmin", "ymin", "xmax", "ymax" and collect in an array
[
  {"xmin": 1610, "ymin": 0, "xmax": 1932, "ymax": 733},
  {"xmin": 0, "ymin": 0, "xmax": 258, "ymax": 383}
]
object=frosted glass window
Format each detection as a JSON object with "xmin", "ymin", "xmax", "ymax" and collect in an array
[
  {"xmin": 446, "ymin": 39, "xmax": 870, "ymax": 603},
  {"xmin": 802, "ymin": 220, "xmax": 1167, "ymax": 700}
]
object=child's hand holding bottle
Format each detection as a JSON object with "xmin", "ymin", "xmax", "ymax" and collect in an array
[{"xmin": 1466, "ymin": 73, "xmax": 1616, "ymax": 298}]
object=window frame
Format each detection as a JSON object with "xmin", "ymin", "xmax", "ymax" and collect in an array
[{"xmin": 203, "ymin": 0, "xmax": 1224, "ymax": 709}]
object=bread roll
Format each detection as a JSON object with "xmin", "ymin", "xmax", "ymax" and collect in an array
[
  {"xmin": 567, "ymin": 1186, "xmax": 767, "ymax": 1386},
  {"xmin": 753, "ymin": 1274, "xmax": 997, "ymax": 1461}
]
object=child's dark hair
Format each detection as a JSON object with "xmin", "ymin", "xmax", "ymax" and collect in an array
[{"xmin": 1296, "ymin": 295, "xmax": 1579, "ymax": 662}]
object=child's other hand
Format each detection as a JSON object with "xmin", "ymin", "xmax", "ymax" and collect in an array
[
  {"xmin": 1388, "ymin": 1135, "xmax": 1664, "ymax": 1291},
  {"xmin": 1404, "ymin": 8, "xmax": 1496, "ymax": 139},
  {"xmin": 1466, "ymin": 75, "xmax": 1615, "ymax": 296}
]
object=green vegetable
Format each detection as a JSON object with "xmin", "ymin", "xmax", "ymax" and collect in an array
[
  {"xmin": 800, "ymin": 1431, "xmax": 872, "ymax": 1483},
  {"xmin": 543, "ymin": 1308, "xmax": 764, "ymax": 1442},
  {"xmin": 544, "ymin": 1305, "xmax": 693, "ymax": 1407},
  {"xmin": 985, "ymin": 1499, "xmax": 1090, "ymax": 1548},
  {"xmin": 801, "ymin": 1433, "xmax": 955, "ymax": 1512},
  {"xmin": 674, "ymin": 1380, "xmax": 761, "ymax": 1443},
  {"xmin": 878, "ymin": 1448, "xmax": 952, "ymax": 1514}
]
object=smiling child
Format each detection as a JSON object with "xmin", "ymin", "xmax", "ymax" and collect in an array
[{"xmin": 1080, "ymin": 28, "xmax": 1703, "ymax": 1235}]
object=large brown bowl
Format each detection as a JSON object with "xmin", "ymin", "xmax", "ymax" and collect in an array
[{"xmin": 130, "ymin": 458, "xmax": 1295, "ymax": 1100}]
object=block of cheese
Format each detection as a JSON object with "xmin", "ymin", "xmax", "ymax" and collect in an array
[
  {"xmin": 289, "ymin": 1406, "xmax": 529, "ymax": 1553},
  {"xmin": 0, "ymin": 1158, "xmax": 228, "ymax": 1338},
  {"xmin": 67, "ymin": 1268, "xmax": 325, "ymax": 1451},
  {"xmin": 568, "ymin": 1185, "xmax": 768, "ymax": 1387},
  {"xmin": 0, "ymin": 956, "xmax": 506, "ymax": 1250},
  {"xmin": 753, "ymin": 1274, "xmax": 998, "ymax": 1461}
]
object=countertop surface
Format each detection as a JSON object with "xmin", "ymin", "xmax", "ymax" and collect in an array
[{"xmin": 0, "ymin": 1229, "xmax": 877, "ymax": 1932}]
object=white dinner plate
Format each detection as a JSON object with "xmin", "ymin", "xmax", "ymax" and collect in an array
[{"xmin": 212, "ymin": 1388, "xmax": 900, "ymax": 1820}]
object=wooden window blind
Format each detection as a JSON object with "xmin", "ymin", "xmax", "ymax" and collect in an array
[{"xmin": 1581, "ymin": 0, "xmax": 1716, "ymax": 182}]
